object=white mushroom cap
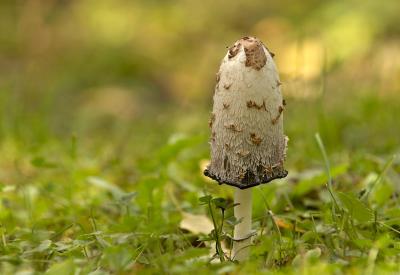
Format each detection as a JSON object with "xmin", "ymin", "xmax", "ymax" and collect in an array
[{"xmin": 204, "ymin": 36, "xmax": 288, "ymax": 189}]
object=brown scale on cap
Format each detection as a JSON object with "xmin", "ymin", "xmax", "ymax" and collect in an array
[
  {"xmin": 228, "ymin": 36, "xmax": 272, "ymax": 71},
  {"xmin": 228, "ymin": 42, "xmax": 241, "ymax": 59},
  {"xmin": 224, "ymin": 123, "xmax": 242, "ymax": 132},
  {"xmin": 210, "ymin": 131, "xmax": 216, "ymax": 143},
  {"xmin": 271, "ymin": 105, "xmax": 284, "ymax": 125},
  {"xmin": 241, "ymin": 37, "xmax": 268, "ymax": 70},
  {"xmin": 216, "ymin": 72, "xmax": 221, "ymax": 83},
  {"xmin": 236, "ymin": 149, "xmax": 250, "ymax": 158},
  {"xmin": 263, "ymin": 44, "xmax": 275, "ymax": 58},
  {"xmin": 250, "ymin": 133, "xmax": 262, "ymax": 145},
  {"xmin": 223, "ymin": 83, "xmax": 232, "ymax": 90},
  {"xmin": 208, "ymin": 113, "xmax": 215, "ymax": 128},
  {"xmin": 247, "ymin": 100, "xmax": 267, "ymax": 110}
]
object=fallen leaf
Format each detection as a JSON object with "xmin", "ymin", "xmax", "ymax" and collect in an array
[
  {"xmin": 274, "ymin": 217, "xmax": 305, "ymax": 233},
  {"xmin": 180, "ymin": 212, "xmax": 213, "ymax": 235}
]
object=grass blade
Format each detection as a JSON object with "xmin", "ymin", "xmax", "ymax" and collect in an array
[{"xmin": 315, "ymin": 133, "xmax": 340, "ymax": 210}]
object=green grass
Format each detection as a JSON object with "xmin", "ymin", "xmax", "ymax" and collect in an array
[
  {"xmin": 0, "ymin": 92, "xmax": 399, "ymax": 274},
  {"xmin": 1, "ymin": 0, "xmax": 400, "ymax": 273}
]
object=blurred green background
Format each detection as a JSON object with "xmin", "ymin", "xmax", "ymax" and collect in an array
[
  {"xmin": 1, "ymin": 0, "xmax": 399, "ymax": 158},
  {"xmin": 1, "ymin": 0, "xmax": 400, "ymax": 273}
]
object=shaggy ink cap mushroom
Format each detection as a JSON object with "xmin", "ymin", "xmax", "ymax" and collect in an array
[{"xmin": 204, "ymin": 36, "xmax": 288, "ymax": 189}]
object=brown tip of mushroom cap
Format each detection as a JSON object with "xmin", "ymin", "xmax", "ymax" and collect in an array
[
  {"xmin": 228, "ymin": 36, "xmax": 271, "ymax": 70},
  {"xmin": 241, "ymin": 37, "xmax": 267, "ymax": 70}
]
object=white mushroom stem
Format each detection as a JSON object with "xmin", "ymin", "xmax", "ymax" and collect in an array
[{"xmin": 232, "ymin": 188, "xmax": 252, "ymax": 262}]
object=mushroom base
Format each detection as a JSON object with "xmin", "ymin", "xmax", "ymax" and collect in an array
[{"xmin": 204, "ymin": 167, "xmax": 288, "ymax": 189}]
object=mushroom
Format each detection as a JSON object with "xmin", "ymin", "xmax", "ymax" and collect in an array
[{"xmin": 204, "ymin": 36, "xmax": 288, "ymax": 262}]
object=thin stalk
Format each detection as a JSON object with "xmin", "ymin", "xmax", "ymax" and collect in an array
[
  {"xmin": 315, "ymin": 133, "xmax": 339, "ymax": 210},
  {"xmin": 232, "ymin": 188, "xmax": 252, "ymax": 262},
  {"xmin": 360, "ymin": 155, "xmax": 395, "ymax": 202},
  {"xmin": 208, "ymin": 200, "xmax": 225, "ymax": 262}
]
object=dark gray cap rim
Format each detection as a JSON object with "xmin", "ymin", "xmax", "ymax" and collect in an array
[{"xmin": 203, "ymin": 168, "xmax": 288, "ymax": 189}]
